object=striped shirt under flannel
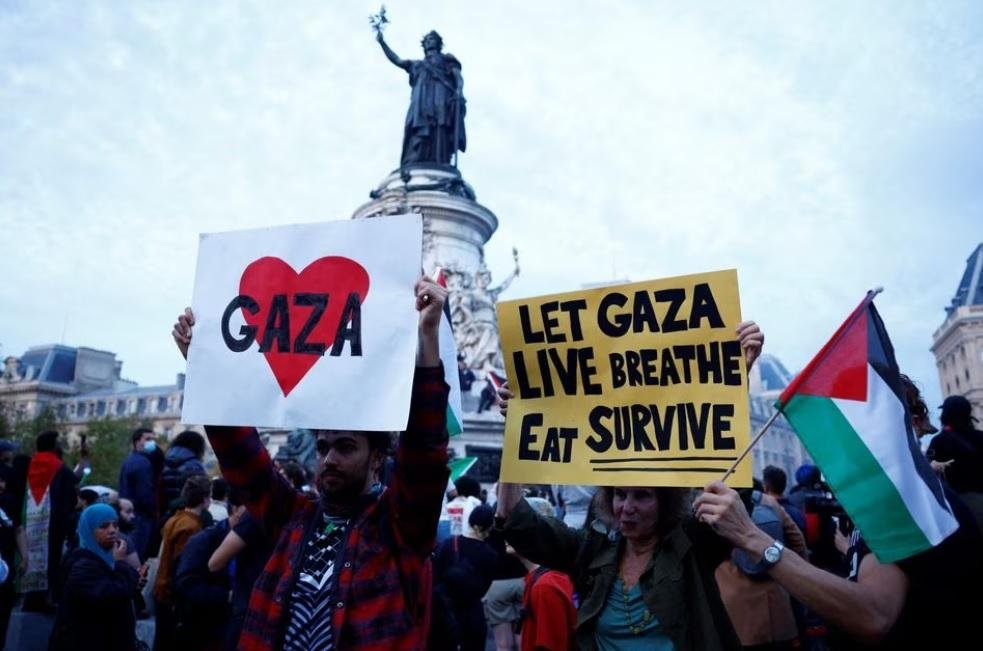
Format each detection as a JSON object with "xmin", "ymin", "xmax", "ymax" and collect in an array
[{"xmin": 205, "ymin": 365, "xmax": 450, "ymax": 651}]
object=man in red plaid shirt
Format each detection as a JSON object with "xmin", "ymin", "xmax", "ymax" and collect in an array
[{"xmin": 172, "ymin": 276, "xmax": 450, "ymax": 650}]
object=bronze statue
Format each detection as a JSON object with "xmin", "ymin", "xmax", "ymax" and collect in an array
[{"xmin": 373, "ymin": 9, "xmax": 466, "ymax": 167}]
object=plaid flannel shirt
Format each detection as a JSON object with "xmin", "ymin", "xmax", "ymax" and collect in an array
[{"xmin": 205, "ymin": 365, "xmax": 449, "ymax": 650}]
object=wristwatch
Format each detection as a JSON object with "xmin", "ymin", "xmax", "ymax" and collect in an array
[{"xmin": 750, "ymin": 540, "xmax": 784, "ymax": 573}]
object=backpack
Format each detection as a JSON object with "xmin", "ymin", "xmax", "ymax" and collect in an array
[{"xmin": 732, "ymin": 502, "xmax": 784, "ymax": 579}]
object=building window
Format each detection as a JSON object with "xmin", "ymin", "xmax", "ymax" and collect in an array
[
  {"xmin": 56, "ymin": 404, "xmax": 66, "ymax": 419},
  {"xmin": 157, "ymin": 397, "xmax": 168, "ymax": 413},
  {"xmin": 956, "ymin": 376, "xmax": 961, "ymax": 389},
  {"xmin": 96, "ymin": 401, "xmax": 106, "ymax": 417},
  {"xmin": 116, "ymin": 400, "xmax": 126, "ymax": 416},
  {"xmin": 77, "ymin": 402, "xmax": 87, "ymax": 418},
  {"xmin": 137, "ymin": 398, "xmax": 147, "ymax": 415},
  {"xmin": 947, "ymin": 383, "xmax": 951, "ymax": 394},
  {"xmin": 967, "ymin": 369, "xmax": 971, "ymax": 382}
]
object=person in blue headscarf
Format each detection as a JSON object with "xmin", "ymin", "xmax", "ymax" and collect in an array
[{"xmin": 49, "ymin": 503, "xmax": 140, "ymax": 651}]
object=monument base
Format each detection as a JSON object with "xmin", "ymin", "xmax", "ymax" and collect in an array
[{"xmin": 352, "ymin": 165, "xmax": 498, "ymax": 276}]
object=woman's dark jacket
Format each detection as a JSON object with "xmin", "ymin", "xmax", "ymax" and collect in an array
[
  {"xmin": 49, "ymin": 548, "xmax": 139, "ymax": 651},
  {"xmin": 502, "ymin": 497, "xmax": 740, "ymax": 651}
]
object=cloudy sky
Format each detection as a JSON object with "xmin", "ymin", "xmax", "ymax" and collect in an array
[{"xmin": 2, "ymin": 1, "xmax": 981, "ymax": 417}]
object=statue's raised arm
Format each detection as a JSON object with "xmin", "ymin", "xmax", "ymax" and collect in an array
[{"xmin": 376, "ymin": 31, "xmax": 411, "ymax": 71}]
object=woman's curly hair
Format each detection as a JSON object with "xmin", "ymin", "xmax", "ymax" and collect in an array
[{"xmin": 591, "ymin": 486, "xmax": 693, "ymax": 537}]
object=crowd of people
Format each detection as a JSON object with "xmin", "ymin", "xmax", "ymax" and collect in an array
[{"xmin": 0, "ymin": 278, "xmax": 979, "ymax": 650}]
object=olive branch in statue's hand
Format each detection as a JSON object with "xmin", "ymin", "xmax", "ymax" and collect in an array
[{"xmin": 369, "ymin": 5, "xmax": 389, "ymax": 35}]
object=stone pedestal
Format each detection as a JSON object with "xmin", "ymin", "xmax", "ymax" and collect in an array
[{"xmin": 352, "ymin": 165, "xmax": 498, "ymax": 277}]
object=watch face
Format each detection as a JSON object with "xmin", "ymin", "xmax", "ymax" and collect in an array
[{"xmin": 764, "ymin": 545, "xmax": 781, "ymax": 563}]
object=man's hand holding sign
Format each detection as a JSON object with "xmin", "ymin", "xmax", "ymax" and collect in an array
[{"xmin": 496, "ymin": 269, "xmax": 759, "ymax": 487}]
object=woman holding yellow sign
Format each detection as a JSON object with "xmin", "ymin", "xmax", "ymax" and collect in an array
[{"xmin": 493, "ymin": 321, "xmax": 763, "ymax": 651}]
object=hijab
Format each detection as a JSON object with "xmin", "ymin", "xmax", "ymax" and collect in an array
[{"xmin": 77, "ymin": 503, "xmax": 117, "ymax": 568}]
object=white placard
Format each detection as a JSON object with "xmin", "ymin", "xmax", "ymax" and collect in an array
[{"xmin": 182, "ymin": 215, "xmax": 422, "ymax": 430}]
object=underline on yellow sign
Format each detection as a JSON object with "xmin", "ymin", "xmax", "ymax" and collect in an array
[
  {"xmin": 592, "ymin": 467, "xmax": 728, "ymax": 473},
  {"xmin": 589, "ymin": 456, "xmax": 738, "ymax": 463}
]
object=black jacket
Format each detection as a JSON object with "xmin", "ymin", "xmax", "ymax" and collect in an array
[
  {"xmin": 174, "ymin": 524, "xmax": 232, "ymax": 647},
  {"xmin": 49, "ymin": 548, "xmax": 139, "ymax": 651}
]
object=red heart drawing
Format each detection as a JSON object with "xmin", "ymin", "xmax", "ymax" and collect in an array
[{"xmin": 238, "ymin": 256, "xmax": 370, "ymax": 397}]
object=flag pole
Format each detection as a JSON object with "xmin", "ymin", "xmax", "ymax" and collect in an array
[{"xmin": 721, "ymin": 408, "xmax": 782, "ymax": 483}]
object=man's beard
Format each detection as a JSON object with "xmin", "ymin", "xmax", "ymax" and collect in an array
[{"xmin": 317, "ymin": 459, "xmax": 371, "ymax": 505}]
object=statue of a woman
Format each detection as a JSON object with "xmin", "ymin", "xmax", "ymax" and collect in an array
[{"xmin": 376, "ymin": 29, "xmax": 467, "ymax": 167}]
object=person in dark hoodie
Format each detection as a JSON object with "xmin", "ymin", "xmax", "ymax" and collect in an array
[
  {"xmin": 174, "ymin": 503, "xmax": 245, "ymax": 651},
  {"xmin": 159, "ymin": 430, "xmax": 207, "ymax": 519},
  {"xmin": 49, "ymin": 503, "xmax": 139, "ymax": 651},
  {"xmin": 433, "ymin": 504, "xmax": 501, "ymax": 651}
]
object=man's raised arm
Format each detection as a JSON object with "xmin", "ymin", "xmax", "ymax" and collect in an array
[
  {"xmin": 389, "ymin": 277, "xmax": 451, "ymax": 555},
  {"xmin": 172, "ymin": 308, "xmax": 303, "ymax": 538}
]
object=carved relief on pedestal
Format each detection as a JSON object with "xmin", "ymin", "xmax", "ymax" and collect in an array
[{"xmin": 435, "ymin": 251, "xmax": 519, "ymax": 378}]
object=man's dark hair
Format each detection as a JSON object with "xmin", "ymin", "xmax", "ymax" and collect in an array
[
  {"xmin": 36, "ymin": 430, "xmax": 60, "ymax": 452},
  {"xmin": 366, "ymin": 431, "xmax": 395, "ymax": 456},
  {"xmin": 132, "ymin": 427, "xmax": 154, "ymax": 446},
  {"xmin": 79, "ymin": 488, "xmax": 100, "ymax": 507},
  {"xmin": 172, "ymin": 430, "xmax": 206, "ymax": 459},
  {"xmin": 281, "ymin": 461, "xmax": 307, "ymax": 491},
  {"xmin": 211, "ymin": 477, "xmax": 229, "ymax": 502},
  {"xmin": 316, "ymin": 430, "xmax": 394, "ymax": 457},
  {"xmin": 454, "ymin": 475, "xmax": 480, "ymax": 499},
  {"xmin": 763, "ymin": 466, "xmax": 787, "ymax": 495},
  {"xmin": 468, "ymin": 504, "xmax": 495, "ymax": 531},
  {"xmin": 180, "ymin": 474, "xmax": 211, "ymax": 508}
]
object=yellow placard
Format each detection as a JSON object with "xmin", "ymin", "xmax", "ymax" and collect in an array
[{"xmin": 497, "ymin": 269, "xmax": 752, "ymax": 487}]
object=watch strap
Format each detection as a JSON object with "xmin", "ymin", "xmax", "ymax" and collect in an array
[{"xmin": 750, "ymin": 539, "xmax": 784, "ymax": 573}]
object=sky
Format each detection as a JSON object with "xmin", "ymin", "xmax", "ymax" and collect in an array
[{"xmin": 2, "ymin": 1, "xmax": 982, "ymax": 420}]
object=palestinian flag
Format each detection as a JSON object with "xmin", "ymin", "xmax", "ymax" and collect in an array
[
  {"xmin": 435, "ymin": 268, "xmax": 464, "ymax": 436},
  {"xmin": 778, "ymin": 292, "xmax": 958, "ymax": 562},
  {"xmin": 449, "ymin": 457, "xmax": 478, "ymax": 482},
  {"xmin": 486, "ymin": 369, "xmax": 505, "ymax": 396}
]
